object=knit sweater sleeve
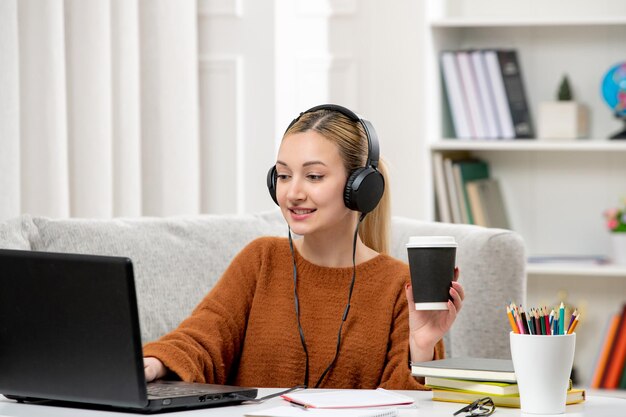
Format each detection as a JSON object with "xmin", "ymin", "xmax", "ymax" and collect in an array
[
  {"xmin": 378, "ymin": 281, "xmax": 445, "ymax": 390},
  {"xmin": 142, "ymin": 239, "xmax": 264, "ymax": 384}
]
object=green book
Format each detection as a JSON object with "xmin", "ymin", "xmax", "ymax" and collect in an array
[{"xmin": 453, "ymin": 159, "xmax": 490, "ymax": 224}]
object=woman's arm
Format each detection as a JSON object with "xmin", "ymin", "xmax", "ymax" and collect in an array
[{"xmin": 142, "ymin": 240, "xmax": 265, "ymax": 383}]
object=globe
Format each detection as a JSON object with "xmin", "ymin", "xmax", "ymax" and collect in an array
[{"xmin": 601, "ymin": 61, "xmax": 626, "ymax": 139}]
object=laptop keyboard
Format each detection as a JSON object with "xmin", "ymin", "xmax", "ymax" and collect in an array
[{"xmin": 147, "ymin": 383, "xmax": 217, "ymax": 398}]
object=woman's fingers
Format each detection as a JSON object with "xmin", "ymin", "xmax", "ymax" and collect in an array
[
  {"xmin": 451, "ymin": 281, "xmax": 465, "ymax": 302},
  {"xmin": 449, "ymin": 284, "xmax": 463, "ymax": 313}
]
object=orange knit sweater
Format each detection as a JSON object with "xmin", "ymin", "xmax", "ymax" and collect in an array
[{"xmin": 143, "ymin": 237, "xmax": 444, "ymax": 389}]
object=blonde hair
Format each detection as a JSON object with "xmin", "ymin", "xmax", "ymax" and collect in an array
[{"xmin": 284, "ymin": 109, "xmax": 391, "ymax": 254}]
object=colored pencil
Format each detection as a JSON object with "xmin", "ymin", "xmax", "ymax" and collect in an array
[
  {"xmin": 537, "ymin": 309, "xmax": 544, "ymax": 335},
  {"xmin": 567, "ymin": 315, "xmax": 579, "ymax": 334},
  {"xmin": 568, "ymin": 309, "xmax": 578, "ymax": 330},
  {"xmin": 507, "ymin": 306, "xmax": 520, "ymax": 333},
  {"xmin": 567, "ymin": 310, "xmax": 580, "ymax": 334},
  {"xmin": 521, "ymin": 307, "xmax": 531, "ymax": 335},
  {"xmin": 505, "ymin": 303, "xmax": 580, "ymax": 337}
]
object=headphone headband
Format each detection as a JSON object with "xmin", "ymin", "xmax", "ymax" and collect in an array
[{"xmin": 285, "ymin": 104, "xmax": 379, "ymax": 168}]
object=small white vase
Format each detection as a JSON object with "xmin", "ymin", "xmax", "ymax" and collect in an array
[{"xmin": 611, "ymin": 233, "xmax": 626, "ymax": 265}]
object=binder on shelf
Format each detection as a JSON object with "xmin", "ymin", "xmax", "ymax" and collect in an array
[
  {"xmin": 440, "ymin": 51, "xmax": 472, "ymax": 139},
  {"xmin": 456, "ymin": 51, "xmax": 487, "ymax": 139},
  {"xmin": 483, "ymin": 50, "xmax": 515, "ymax": 139},
  {"xmin": 470, "ymin": 50, "xmax": 500, "ymax": 139},
  {"xmin": 485, "ymin": 49, "xmax": 534, "ymax": 139}
]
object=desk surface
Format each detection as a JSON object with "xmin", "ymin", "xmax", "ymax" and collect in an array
[{"xmin": 1, "ymin": 389, "xmax": 625, "ymax": 417}]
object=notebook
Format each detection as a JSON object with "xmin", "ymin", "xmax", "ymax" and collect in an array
[
  {"xmin": 0, "ymin": 249, "xmax": 258, "ymax": 413},
  {"xmin": 245, "ymin": 406, "xmax": 399, "ymax": 417},
  {"xmin": 281, "ymin": 389, "xmax": 413, "ymax": 409},
  {"xmin": 411, "ymin": 357, "xmax": 516, "ymax": 383}
]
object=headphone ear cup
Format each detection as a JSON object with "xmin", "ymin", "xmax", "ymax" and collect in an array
[
  {"xmin": 267, "ymin": 166, "xmax": 279, "ymax": 205},
  {"xmin": 343, "ymin": 167, "xmax": 385, "ymax": 214}
]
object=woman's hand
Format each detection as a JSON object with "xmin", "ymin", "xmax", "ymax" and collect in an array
[
  {"xmin": 405, "ymin": 267, "xmax": 465, "ymax": 363},
  {"xmin": 144, "ymin": 357, "xmax": 167, "ymax": 382}
]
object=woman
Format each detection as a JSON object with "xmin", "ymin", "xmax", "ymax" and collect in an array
[{"xmin": 143, "ymin": 104, "xmax": 464, "ymax": 389}]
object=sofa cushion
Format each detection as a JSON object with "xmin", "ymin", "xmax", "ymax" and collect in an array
[
  {"xmin": 0, "ymin": 215, "xmax": 32, "ymax": 250},
  {"xmin": 19, "ymin": 209, "xmax": 525, "ymax": 359},
  {"xmin": 29, "ymin": 211, "xmax": 287, "ymax": 342}
]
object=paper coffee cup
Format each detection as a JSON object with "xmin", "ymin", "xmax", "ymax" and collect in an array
[{"xmin": 406, "ymin": 236, "xmax": 457, "ymax": 310}]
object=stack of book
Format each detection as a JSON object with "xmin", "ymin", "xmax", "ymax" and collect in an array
[
  {"xmin": 411, "ymin": 358, "xmax": 586, "ymax": 408},
  {"xmin": 433, "ymin": 155, "xmax": 510, "ymax": 228},
  {"xmin": 440, "ymin": 48, "xmax": 534, "ymax": 140},
  {"xmin": 590, "ymin": 303, "xmax": 626, "ymax": 390}
]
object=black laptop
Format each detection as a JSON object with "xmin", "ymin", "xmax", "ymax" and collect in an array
[{"xmin": 0, "ymin": 249, "xmax": 258, "ymax": 413}]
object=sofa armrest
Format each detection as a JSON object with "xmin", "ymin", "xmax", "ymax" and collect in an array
[{"xmin": 391, "ymin": 217, "xmax": 527, "ymax": 359}]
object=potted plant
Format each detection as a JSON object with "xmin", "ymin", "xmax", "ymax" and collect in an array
[
  {"xmin": 603, "ymin": 199, "xmax": 626, "ymax": 265},
  {"xmin": 537, "ymin": 74, "xmax": 589, "ymax": 139}
]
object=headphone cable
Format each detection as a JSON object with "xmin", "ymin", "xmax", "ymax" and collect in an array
[
  {"xmin": 288, "ymin": 230, "xmax": 310, "ymax": 387},
  {"xmin": 288, "ymin": 213, "xmax": 365, "ymax": 388}
]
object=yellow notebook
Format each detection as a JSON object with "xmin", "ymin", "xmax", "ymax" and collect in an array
[
  {"xmin": 426, "ymin": 376, "xmax": 519, "ymax": 395},
  {"xmin": 431, "ymin": 388, "xmax": 585, "ymax": 408}
]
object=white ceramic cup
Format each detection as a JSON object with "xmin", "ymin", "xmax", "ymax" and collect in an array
[
  {"xmin": 405, "ymin": 236, "xmax": 457, "ymax": 310},
  {"xmin": 510, "ymin": 332, "xmax": 576, "ymax": 415}
]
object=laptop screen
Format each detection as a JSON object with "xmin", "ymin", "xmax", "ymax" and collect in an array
[{"xmin": 0, "ymin": 249, "xmax": 148, "ymax": 408}]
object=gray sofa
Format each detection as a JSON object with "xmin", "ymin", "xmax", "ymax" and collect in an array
[{"xmin": 0, "ymin": 210, "xmax": 525, "ymax": 360}]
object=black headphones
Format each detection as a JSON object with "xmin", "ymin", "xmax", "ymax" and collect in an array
[{"xmin": 266, "ymin": 104, "xmax": 385, "ymax": 215}]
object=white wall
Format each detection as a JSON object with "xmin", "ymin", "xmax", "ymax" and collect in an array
[
  {"xmin": 358, "ymin": 0, "xmax": 427, "ymax": 219},
  {"xmin": 1, "ymin": 0, "xmax": 429, "ymax": 220},
  {"xmin": 198, "ymin": 0, "xmax": 276, "ymax": 214}
]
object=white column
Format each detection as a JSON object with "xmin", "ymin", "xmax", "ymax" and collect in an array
[
  {"xmin": 359, "ymin": 0, "xmax": 425, "ymax": 219},
  {"xmin": 139, "ymin": 0, "xmax": 200, "ymax": 216},
  {"xmin": 0, "ymin": 0, "xmax": 20, "ymax": 220},
  {"xmin": 198, "ymin": 0, "xmax": 276, "ymax": 215},
  {"xmin": 111, "ymin": 0, "xmax": 142, "ymax": 217},
  {"xmin": 64, "ymin": 0, "xmax": 114, "ymax": 218},
  {"xmin": 18, "ymin": 0, "xmax": 70, "ymax": 217}
]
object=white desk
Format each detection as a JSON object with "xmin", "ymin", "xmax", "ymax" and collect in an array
[{"xmin": 1, "ymin": 389, "xmax": 625, "ymax": 416}]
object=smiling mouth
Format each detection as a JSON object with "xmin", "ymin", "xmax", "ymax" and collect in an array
[{"xmin": 290, "ymin": 208, "xmax": 316, "ymax": 215}]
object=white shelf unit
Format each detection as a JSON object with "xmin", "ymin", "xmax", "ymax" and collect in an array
[
  {"xmin": 431, "ymin": 140, "xmax": 626, "ymax": 153},
  {"xmin": 527, "ymin": 263, "xmax": 626, "ymax": 278},
  {"xmin": 422, "ymin": 0, "xmax": 626, "ymax": 387}
]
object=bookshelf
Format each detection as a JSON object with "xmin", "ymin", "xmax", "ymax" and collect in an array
[{"xmin": 422, "ymin": 0, "xmax": 626, "ymax": 387}]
